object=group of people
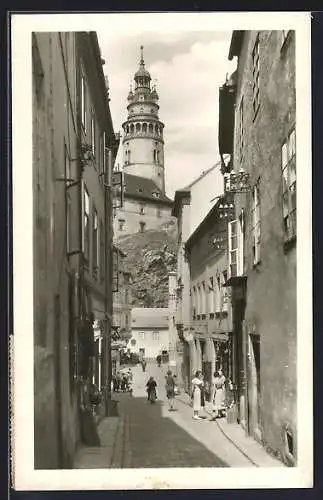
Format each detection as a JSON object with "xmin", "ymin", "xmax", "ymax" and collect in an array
[
  {"xmin": 112, "ymin": 369, "xmax": 133, "ymax": 394},
  {"xmin": 146, "ymin": 370, "xmax": 178, "ymax": 410},
  {"xmin": 191, "ymin": 368, "xmax": 227, "ymax": 420}
]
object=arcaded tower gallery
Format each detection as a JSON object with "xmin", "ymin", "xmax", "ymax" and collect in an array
[{"xmin": 114, "ymin": 46, "xmax": 173, "ymax": 239}]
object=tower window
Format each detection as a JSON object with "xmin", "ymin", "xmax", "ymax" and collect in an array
[
  {"xmin": 139, "ymin": 222, "xmax": 146, "ymax": 233},
  {"xmin": 139, "ymin": 205, "xmax": 145, "ymax": 215}
]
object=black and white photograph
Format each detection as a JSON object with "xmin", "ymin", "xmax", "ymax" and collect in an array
[{"xmin": 11, "ymin": 12, "xmax": 312, "ymax": 490}]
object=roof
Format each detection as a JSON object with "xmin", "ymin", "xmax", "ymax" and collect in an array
[
  {"xmin": 182, "ymin": 161, "xmax": 222, "ymax": 191},
  {"xmin": 131, "ymin": 308, "xmax": 169, "ymax": 329},
  {"xmin": 185, "ymin": 194, "xmax": 234, "ymax": 251},
  {"xmin": 123, "ymin": 173, "xmax": 173, "ymax": 205},
  {"xmin": 172, "ymin": 189, "xmax": 191, "ymax": 217},
  {"xmin": 228, "ymin": 31, "xmax": 245, "ymax": 60}
]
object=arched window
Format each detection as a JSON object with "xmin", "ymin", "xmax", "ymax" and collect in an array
[
  {"xmin": 130, "ymin": 123, "xmax": 134, "ymax": 134},
  {"xmin": 149, "ymin": 123, "xmax": 153, "ymax": 134},
  {"xmin": 143, "ymin": 123, "xmax": 147, "ymax": 133},
  {"xmin": 126, "ymin": 125, "xmax": 129, "ymax": 134},
  {"xmin": 136, "ymin": 122, "xmax": 141, "ymax": 133},
  {"xmin": 128, "ymin": 150, "xmax": 131, "ymax": 163},
  {"xmin": 155, "ymin": 124, "xmax": 159, "ymax": 134}
]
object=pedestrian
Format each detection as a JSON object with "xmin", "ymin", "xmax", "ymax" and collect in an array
[
  {"xmin": 165, "ymin": 370, "xmax": 176, "ymax": 411},
  {"xmin": 146, "ymin": 376, "xmax": 157, "ymax": 403},
  {"xmin": 156, "ymin": 354, "xmax": 162, "ymax": 367},
  {"xmin": 210, "ymin": 369, "xmax": 226, "ymax": 420},
  {"xmin": 141, "ymin": 358, "xmax": 147, "ymax": 372},
  {"xmin": 121, "ymin": 373, "xmax": 128, "ymax": 392},
  {"xmin": 116, "ymin": 371, "xmax": 122, "ymax": 392},
  {"xmin": 191, "ymin": 370, "xmax": 204, "ymax": 420},
  {"xmin": 112, "ymin": 373, "xmax": 118, "ymax": 392}
]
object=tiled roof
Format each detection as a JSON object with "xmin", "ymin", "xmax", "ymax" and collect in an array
[
  {"xmin": 131, "ymin": 307, "xmax": 169, "ymax": 329},
  {"xmin": 123, "ymin": 173, "xmax": 173, "ymax": 205}
]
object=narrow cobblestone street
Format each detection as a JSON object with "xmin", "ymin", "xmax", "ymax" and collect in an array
[{"xmin": 75, "ymin": 363, "xmax": 284, "ymax": 468}]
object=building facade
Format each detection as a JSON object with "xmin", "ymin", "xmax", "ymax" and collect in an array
[
  {"xmin": 184, "ymin": 197, "xmax": 234, "ymax": 400},
  {"xmin": 126, "ymin": 308, "xmax": 170, "ymax": 360},
  {"xmin": 32, "ymin": 31, "xmax": 118, "ymax": 468},
  {"xmin": 218, "ymin": 30, "xmax": 296, "ymax": 465},
  {"xmin": 113, "ymin": 46, "xmax": 173, "ymax": 239},
  {"xmin": 172, "ymin": 162, "xmax": 225, "ymax": 391}
]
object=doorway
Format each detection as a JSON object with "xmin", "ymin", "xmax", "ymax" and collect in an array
[{"xmin": 248, "ymin": 333, "xmax": 261, "ymax": 437}]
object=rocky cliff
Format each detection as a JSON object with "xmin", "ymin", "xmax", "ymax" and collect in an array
[{"xmin": 116, "ymin": 219, "xmax": 177, "ymax": 308}]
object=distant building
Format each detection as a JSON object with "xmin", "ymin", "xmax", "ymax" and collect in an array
[
  {"xmin": 127, "ymin": 308, "xmax": 170, "ymax": 360},
  {"xmin": 113, "ymin": 46, "xmax": 173, "ymax": 239},
  {"xmin": 218, "ymin": 30, "xmax": 296, "ymax": 465}
]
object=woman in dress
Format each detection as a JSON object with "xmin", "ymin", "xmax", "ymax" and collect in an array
[
  {"xmin": 165, "ymin": 370, "xmax": 176, "ymax": 411},
  {"xmin": 191, "ymin": 370, "xmax": 204, "ymax": 420},
  {"xmin": 211, "ymin": 369, "xmax": 226, "ymax": 420}
]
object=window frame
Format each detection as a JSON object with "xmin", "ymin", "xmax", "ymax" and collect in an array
[
  {"xmin": 251, "ymin": 184, "xmax": 261, "ymax": 265},
  {"xmin": 81, "ymin": 67, "xmax": 87, "ymax": 132},
  {"xmin": 252, "ymin": 34, "xmax": 260, "ymax": 119},
  {"xmin": 82, "ymin": 183, "xmax": 90, "ymax": 265},
  {"xmin": 92, "ymin": 206, "xmax": 99, "ymax": 278},
  {"xmin": 281, "ymin": 127, "xmax": 296, "ymax": 243}
]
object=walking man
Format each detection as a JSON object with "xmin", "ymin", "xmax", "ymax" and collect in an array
[{"xmin": 165, "ymin": 370, "xmax": 176, "ymax": 411}]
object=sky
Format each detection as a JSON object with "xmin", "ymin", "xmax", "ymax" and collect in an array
[{"xmin": 97, "ymin": 28, "xmax": 237, "ymax": 199}]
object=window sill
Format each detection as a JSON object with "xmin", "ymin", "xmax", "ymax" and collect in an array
[{"xmin": 283, "ymin": 234, "xmax": 296, "ymax": 253}]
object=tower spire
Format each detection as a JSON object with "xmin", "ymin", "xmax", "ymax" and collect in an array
[{"xmin": 140, "ymin": 45, "xmax": 144, "ymax": 66}]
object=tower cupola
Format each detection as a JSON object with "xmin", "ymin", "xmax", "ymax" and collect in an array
[{"xmin": 134, "ymin": 46, "xmax": 151, "ymax": 90}]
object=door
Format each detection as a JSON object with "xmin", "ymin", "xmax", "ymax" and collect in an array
[{"xmin": 248, "ymin": 334, "xmax": 261, "ymax": 435}]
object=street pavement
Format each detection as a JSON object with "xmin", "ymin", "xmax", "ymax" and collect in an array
[{"xmin": 75, "ymin": 362, "xmax": 284, "ymax": 468}]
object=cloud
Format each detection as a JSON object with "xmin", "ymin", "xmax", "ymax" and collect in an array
[{"xmin": 98, "ymin": 29, "xmax": 236, "ymax": 199}]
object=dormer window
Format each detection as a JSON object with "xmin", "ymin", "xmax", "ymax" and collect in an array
[
  {"xmin": 152, "ymin": 191, "xmax": 160, "ymax": 199},
  {"xmin": 138, "ymin": 187, "xmax": 143, "ymax": 193}
]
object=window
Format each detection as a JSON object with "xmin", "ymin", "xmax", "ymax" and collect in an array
[
  {"xmin": 192, "ymin": 287, "xmax": 196, "ymax": 320},
  {"xmin": 100, "ymin": 221, "xmax": 105, "ymax": 282},
  {"xmin": 252, "ymin": 35, "xmax": 260, "ymax": 118},
  {"xmin": 251, "ymin": 184, "xmax": 261, "ymax": 264},
  {"xmin": 118, "ymin": 219, "xmax": 125, "ymax": 231},
  {"xmin": 215, "ymin": 275, "xmax": 221, "ymax": 312},
  {"xmin": 139, "ymin": 205, "xmax": 145, "ymax": 215},
  {"xmin": 282, "ymin": 128, "xmax": 296, "ymax": 241},
  {"xmin": 228, "ymin": 215, "xmax": 244, "ymax": 278},
  {"xmin": 92, "ymin": 208, "xmax": 99, "ymax": 277},
  {"xmin": 65, "ymin": 145, "xmax": 72, "ymax": 253},
  {"xmin": 202, "ymin": 281, "xmax": 206, "ymax": 316},
  {"xmin": 281, "ymin": 30, "xmax": 291, "ymax": 49},
  {"xmin": 138, "ymin": 332, "xmax": 145, "ymax": 340},
  {"xmin": 221, "ymin": 272, "xmax": 229, "ymax": 312},
  {"xmin": 208, "ymin": 277, "xmax": 214, "ymax": 314},
  {"xmin": 238, "ymin": 98, "xmax": 244, "ymax": 165},
  {"xmin": 152, "ymin": 331, "xmax": 159, "ymax": 341},
  {"xmin": 228, "ymin": 220, "xmax": 238, "ymax": 278},
  {"xmin": 81, "ymin": 69, "xmax": 87, "ymax": 131},
  {"xmin": 83, "ymin": 185, "xmax": 90, "ymax": 264},
  {"xmin": 91, "ymin": 112, "xmax": 96, "ymax": 157},
  {"xmin": 139, "ymin": 221, "xmax": 146, "ymax": 233},
  {"xmin": 153, "ymin": 191, "xmax": 160, "ymax": 199}
]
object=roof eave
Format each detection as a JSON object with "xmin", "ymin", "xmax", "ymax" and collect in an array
[{"xmin": 228, "ymin": 31, "xmax": 245, "ymax": 60}]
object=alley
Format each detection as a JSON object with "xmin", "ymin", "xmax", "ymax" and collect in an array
[{"xmin": 75, "ymin": 362, "xmax": 283, "ymax": 469}]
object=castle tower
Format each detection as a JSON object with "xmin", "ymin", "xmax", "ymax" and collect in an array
[{"xmin": 122, "ymin": 46, "xmax": 165, "ymax": 193}]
